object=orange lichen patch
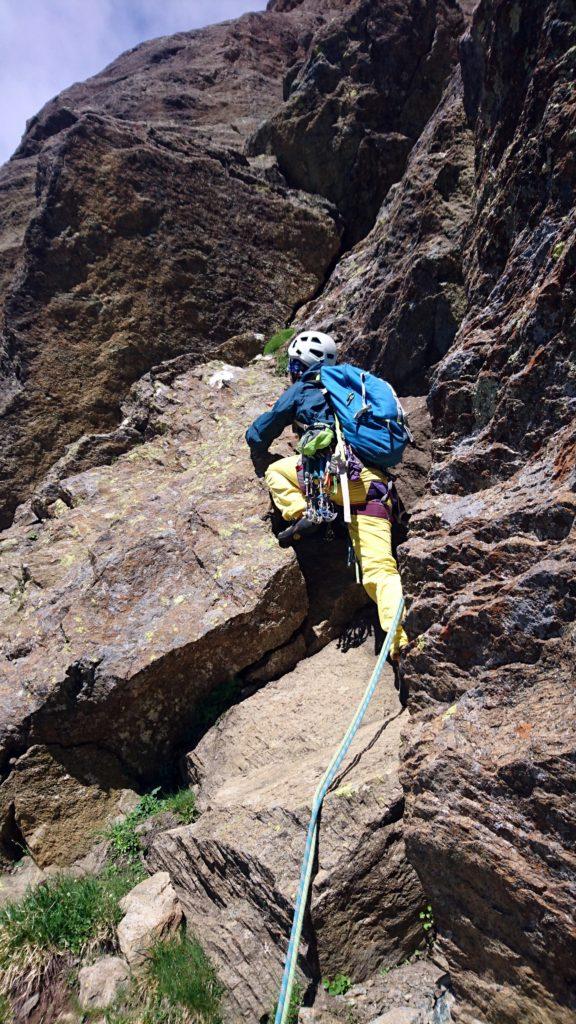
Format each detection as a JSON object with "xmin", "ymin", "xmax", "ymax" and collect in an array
[
  {"xmin": 553, "ymin": 439, "xmax": 576, "ymax": 483},
  {"xmin": 516, "ymin": 722, "xmax": 533, "ymax": 739}
]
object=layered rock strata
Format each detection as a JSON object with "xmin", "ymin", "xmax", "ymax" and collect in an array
[
  {"xmin": 397, "ymin": 1, "xmax": 576, "ymax": 1020},
  {"xmin": 150, "ymin": 639, "xmax": 424, "ymax": 1022}
]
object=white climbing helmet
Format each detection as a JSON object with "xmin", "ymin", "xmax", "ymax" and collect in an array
[{"xmin": 288, "ymin": 330, "xmax": 338, "ymax": 368}]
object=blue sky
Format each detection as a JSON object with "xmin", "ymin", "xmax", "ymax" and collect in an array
[{"xmin": 0, "ymin": 0, "xmax": 268, "ymax": 164}]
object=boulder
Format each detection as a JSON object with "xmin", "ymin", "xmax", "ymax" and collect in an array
[
  {"xmin": 150, "ymin": 639, "xmax": 424, "ymax": 1021},
  {"xmin": 0, "ymin": 361, "xmax": 308, "ymax": 865},
  {"xmin": 0, "ymin": 745, "xmax": 138, "ymax": 867},
  {"xmin": 118, "ymin": 872, "xmax": 182, "ymax": 967},
  {"xmin": 78, "ymin": 956, "xmax": 130, "ymax": 1010}
]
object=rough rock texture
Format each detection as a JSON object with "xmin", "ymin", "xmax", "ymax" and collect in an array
[
  {"xmin": 250, "ymin": 0, "xmax": 467, "ymax": 243},
  {"xmin": 118, "ymin": 871, "xmax": 182, "ymax": 967},
  {"xmin": 305, "ymin": 960, "xmax": 453, "ymax": 1024},
  {"xmin": 150, "ymin": 640, "xmax": 424, "ymax": 1022},
  {"xmin": 0, "ymin": 362, "xmax": 308, "ymax": 863},
  {"xmin": 0, "ymin": 117, "xmax": 338, "ymax": 526},
  {"xmin": 0, "ymin": 3, "xmax": 354, "ymax": 525},
  {"xmin": 0, "ymin": 746, "xmax": 137, "ymax": 867},
  {"xmin": 397, "ymin": 1, "xmax": 576, "ymax": 1021},
  {"xmin": 78, "ymin": 956, "xmax": 130, "ymax": 1011},
  {"xmin": 296, "ymin": 70, "xmax": 475, "ymax": 393}
]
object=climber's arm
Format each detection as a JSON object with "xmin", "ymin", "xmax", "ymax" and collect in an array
[{"xmin": 245, "ymin": 384, "xmax": 299, "ymax": 452}]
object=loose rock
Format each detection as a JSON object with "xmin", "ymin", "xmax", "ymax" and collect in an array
[{"xmin": 117, "ymin": 872, "xmax": 182, "ymax": 968}]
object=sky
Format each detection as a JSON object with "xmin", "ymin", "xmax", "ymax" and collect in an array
[{"xmin": 0, "ymin": 0, "xmax": 268, "ymax": 164}]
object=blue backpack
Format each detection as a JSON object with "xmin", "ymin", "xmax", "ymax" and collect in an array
[{"xmin": 319, "ymin": 363, "xmax": 412, "ymax": 468}]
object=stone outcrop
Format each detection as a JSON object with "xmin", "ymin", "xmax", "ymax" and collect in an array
[
  {"xmin": 249, "ymin": 0, "xmax": 467, "ymax": 244},
  {"xmin": 0, "ymin": 1, "xmax": 574, "ymax": 1023},
  {"xmin": 0, "ymin": 361, "xmax": 308, "ymax": 864},
  {"xmin": 295, "ymin": 70, "xmax": 475, "ymax": 393},
  {"xmin": 150, "ymin": 640, "xmax": 424, "ymax": 1022},
  {"xmin": 118, "ymin": 872, "xmax": 182, "ymax": 967},
  {"xmin": 78, "ymin": 956, "xmax": 130, "ymax": 1011},
  {"xmin": 0, "ymin": 2, "xmax": 349, "ymax": 525},
  {"xmin": 396, "ymin": 1, "xmax": 576, "ymax": 1021}
]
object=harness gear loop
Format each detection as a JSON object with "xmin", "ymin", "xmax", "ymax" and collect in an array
[
  {"xmin": 273, "ymin": 596, "xmax": 406, "ymax": 1024},
  {"xmin": 332, "ymin": 413, "xmax": 351, "ymax": 523}
]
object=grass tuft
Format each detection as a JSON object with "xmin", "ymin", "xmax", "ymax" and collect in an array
[
  {"xmin": 0, "ymin": 864, "xmax": 142, "ymax": 1005},
  {"xmin": 263, "ymin": 328, "xmax": 294, "ymax": 355},
  {"xmin": 106, "ymin": 788, "xmax": 197, "ymax": 864},
  {"xmin": 104, "ymin": 935, "xmax": 223, "ymax": 1024}
]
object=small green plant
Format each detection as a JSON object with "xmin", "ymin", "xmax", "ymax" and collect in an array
[
  {"xmin": 147, "ymin": 935, "xmax": 223, "ymax": 1022},
  {"xmin": 106, "ymin": 788, "xmax": 197, "ymax": 864},
  {"xmin": 0, "ymin": 864, "xmax": 142, "ymax": 1001},
  {"xmin": 263, "ymin": 328, "xmax": 295, "ymax": 355},
  {"xmin": 323, "ymin": 973, "xmax": 352, "ymax": 996},
  {"xmin": 275, "ymin": 350, "xmax": 289, "ymax": 377},
  {"xmin": 270, "ymin": 980, "xmax": 302, "ymax": 1024},
  {"xmin": 103, "ymin": 935, "xmax": 223, "ymax": 1024},
  {"xmin": 419, "ymin": 903, "xmax": 435, "ymax": 944}
]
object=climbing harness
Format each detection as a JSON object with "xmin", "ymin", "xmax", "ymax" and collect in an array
[{"xmin": 273, "ymin": 595, "xmax": 406, "ymax": 1024}]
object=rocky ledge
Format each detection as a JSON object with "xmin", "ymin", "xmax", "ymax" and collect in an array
[{"xmin": 150, "ymin": 639, "xmax": 424, "ymax": 1021}]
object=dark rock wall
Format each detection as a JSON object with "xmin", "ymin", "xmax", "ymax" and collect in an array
[
  {"xmin": 250, "ymin": 0, "xmax": 467, "ymax": 243},
  {"xmin": 0, "ymin": 1, "xmax": 574, "ymax": 1021},
  {"xmin": 0, "ymin": 4, "xmax": 344, "ymax": 526},
  {"xmin": 398, "ymin": 1, "xmax": 576, "ymax": 1021}
]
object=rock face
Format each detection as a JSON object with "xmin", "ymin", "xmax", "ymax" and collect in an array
[
  {"xmin": 396, "ymin": 1, "xmax": 576, "ymax": 1021},
  {"xmin": 0, "ymin": 361, "xmax": 307, "ymax": 863},
  {"xmin": 0, "ymin": 3, "xmax": 347, "ymax": 526},
  {"xmin": 150, "ymin": 640, "xmax": 424, "ymax": 1022},
  {"xmin": 250, "ymin": 0, "xmax": 467, "ymax": 244},
  {"xmin": 0, "ymin": 2, "xmax": 574, "ymax": 1023},
  {"xmin": 296, "ymin": 70, "xmax": 475, "ymax": 393}
]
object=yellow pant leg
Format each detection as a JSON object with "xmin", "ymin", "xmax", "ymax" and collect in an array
[
  {"xmin": 264, "ymin": 455, "xmax": 307, "ymax": 521},
  {"xmin": 347, "ymin": 514, "xmax": 408, "ymax": 657}
]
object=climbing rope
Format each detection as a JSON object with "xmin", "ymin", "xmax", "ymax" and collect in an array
[{"xmin": 274, "ymin": 596, "xmax": 406, "ymax": 1024}]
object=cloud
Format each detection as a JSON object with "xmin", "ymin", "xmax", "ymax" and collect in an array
[{"xmin": 0, "ymin": 0, "xmax": 267, "ymax": 164}]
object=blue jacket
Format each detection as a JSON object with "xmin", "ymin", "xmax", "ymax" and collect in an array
[{"xmin": 245, "ymin": 363, "xmax": 334, "ymax": 451}]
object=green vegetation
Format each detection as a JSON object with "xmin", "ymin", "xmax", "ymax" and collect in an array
[
  {"xmin": 0, "ymin": 864, "xmax": 142, "ymax": 1001},
  {"xmin": 275, "ymin": 350, "xmax": 290, "ymax": 377},
  {"xmin": 270, "ymin": 980, "xmax": 303, "ymax": 1024},
  {"xmin": 419, "ymin": 903, "xmax": 435, "ymax": 944},
  {"xmin": 322, "ymin": 973, "xmax": 352, "ymax": 996},
  {"xmin": 263, "ymin": 327, "xmax": 294, "ymax": 377},
  {"xmin": 263, "ymin": 328, "xmax": 295, "ymax": 355},
  {"xmin": 104, "ymin": 935, "xmax": 223, "ymax": 1024},
  {"xmin": 148, "ymin": 935, "xmax": 223, "ymax": 1021},
  {"xmin": 106, "ymin": 788, "xmax": 197, "ymax": 864}
]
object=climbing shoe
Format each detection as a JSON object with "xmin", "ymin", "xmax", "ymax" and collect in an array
[{"xmin": 278, "ymin": 515, "xmax": 320, "ymax": 547}]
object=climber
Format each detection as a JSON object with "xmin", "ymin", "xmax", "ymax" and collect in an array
[{"xmin": 245, "ymin": 330, "xmax": 408, "ymax": 662}]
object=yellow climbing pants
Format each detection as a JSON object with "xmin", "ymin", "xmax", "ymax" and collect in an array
[{"xmin": 265, "ymin": 455, "xmax": 408, "ymax": 656}]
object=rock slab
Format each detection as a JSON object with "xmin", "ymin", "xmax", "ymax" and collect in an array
[
  {"xmin": 151, "ymin": 639, "xmax": 424, "ymax": 1022},
  {"xmin": 0, "ymin": 361, "xmax": 307, "ymax": 865},
  {"xmin": 118, "ymin": 872, "xmax": 182, "ymax": 967},
  {"xmin": 78, "ymin": 956, "xmax": 130, "ymax": 1010}
]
